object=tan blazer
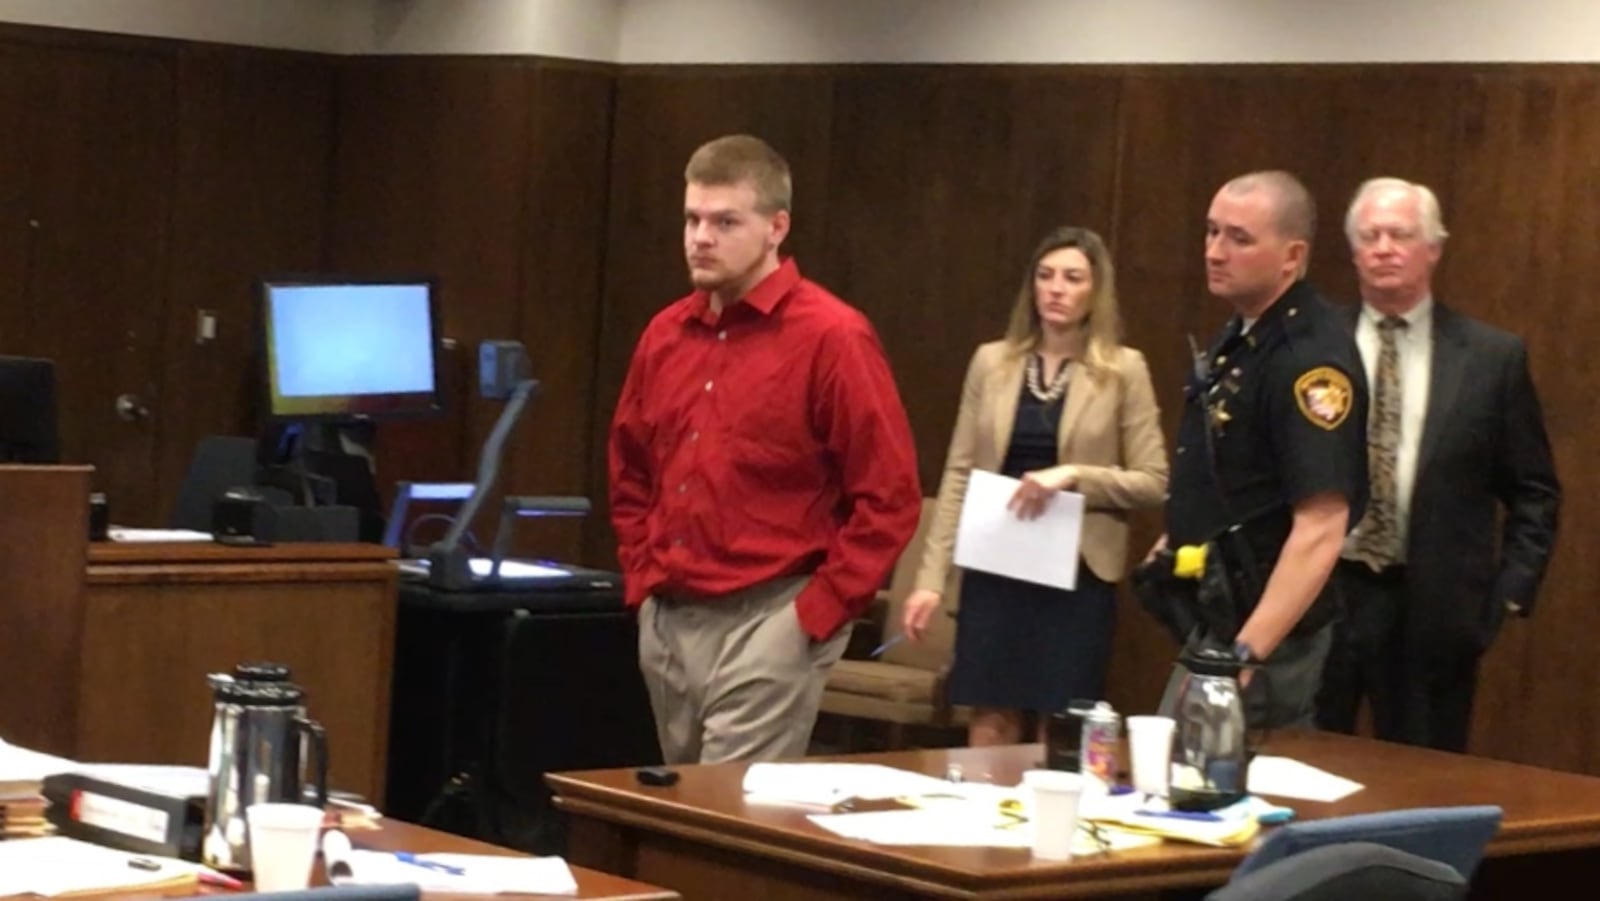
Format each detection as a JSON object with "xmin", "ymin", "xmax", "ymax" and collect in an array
[{"xmin": 914, "ymin": 340, "xmax": 1169, "ymax": 595}]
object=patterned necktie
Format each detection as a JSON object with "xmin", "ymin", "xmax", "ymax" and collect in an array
[{"xmin": 1349, "ymin": 315, "xmax": 1407, "ymax": 570}]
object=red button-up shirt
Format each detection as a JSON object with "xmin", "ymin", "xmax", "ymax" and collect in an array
[{"xmin": 608, "ymin": 258, "xmax": 921, "ymax": 640}]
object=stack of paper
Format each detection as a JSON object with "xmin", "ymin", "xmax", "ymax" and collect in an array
[
  {"xmin": 0, "ymin": 737, "xmax": 76, "ymax": 839},
  {"xmin": 1083, "ymin": 800, "xmax": 1261, "ymax": 848},
  {"xmin": 322, "ymin": 830, "xmax": 579, "ymax": 895}
]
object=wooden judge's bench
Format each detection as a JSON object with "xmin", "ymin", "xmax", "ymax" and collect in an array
[{"xmin": 0, "ymin": 465, "xmax": 398, "ymax": 803}]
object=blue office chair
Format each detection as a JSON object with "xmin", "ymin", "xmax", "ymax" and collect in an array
[
  {"xmin": 1229, "ymin": 805, "xmax": 1503, "ymax": 882},
  {"xmin": 235, "ymin": 887, "xmax": 420, "ymax": 901},
  {"xmin": 1206, "ymin": 842, "xmax": 1467, "ymax": 901}
]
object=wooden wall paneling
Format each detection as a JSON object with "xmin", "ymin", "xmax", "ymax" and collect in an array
[
  {"xmin": 583, "ymin": 68, "xmax": 837, "ymax": 567},
  {"xmin": 327, "ymin": 57, "xmax": 533, "ymax": 529},
  {"xmin": 0, "ymin": 465, "xmax": 92, "ymax": 755},
  {"xmin": 508, "ymin": 61, "xmax": 616, "ymax": 564},
  {"xmin": 1444, "ymin": 69, "xmax": 1600, "ymax": 773},
  {"xmin": 158, "ymin": 44, "xmax": 337, "ymax": 524},
  {"xmin": 0, "ymin": 47, "xmax": 26, "ymax": 345},
  {"xmin": 1106, "ymin": 68, "xmax": 1464, "ymax": 716},
  {"xmin": 15, "ymin": 43, "xmax": 175, "ymax": 521},
  {"xmin": 822, "ymin": 68, "xmax": 1125, "ymax": 495},
  {"xmin": 821, "ymin": 69, "xmax": 1018, "ymax": 495}
]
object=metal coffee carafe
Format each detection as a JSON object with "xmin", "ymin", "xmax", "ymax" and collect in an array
[
  {"xmin": 202, "ymin": 662, "xmax": 329, "ymax": 873},
  {"xmin": 1169, "ymin": 647, "xmax": 1250, "ymax": 811}
]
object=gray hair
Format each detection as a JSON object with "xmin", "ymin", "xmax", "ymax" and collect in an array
[{"xmin": 1344, "ymin": 177, "xmax": 1450, "ymax": 246}]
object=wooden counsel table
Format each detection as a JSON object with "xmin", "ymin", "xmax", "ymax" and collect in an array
[
  {"xmin": 0, "ymin": 465, "xmax": 399, "ymax": 804},
  {"xmin": 548, "ymin": 730, "xmax": 1600, "ymax": 900},
  {"xmin": 0, "ymin": 817, "xmax": 677, "ymax": 901}
]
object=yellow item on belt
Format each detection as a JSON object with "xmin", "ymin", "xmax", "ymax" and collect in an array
[{"xmin": 1173, "ymin": 544, "xmax": 1207, "ymax": 579}]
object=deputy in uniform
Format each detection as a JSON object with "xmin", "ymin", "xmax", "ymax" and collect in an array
[{"xmin": 1150, "ymin": 170, "xmax": 1369, "ymax": 729}]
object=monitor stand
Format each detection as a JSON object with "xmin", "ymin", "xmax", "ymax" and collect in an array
[{"xmin": 258, "ymin": 420, "xmax": 384, "ymax": 542}]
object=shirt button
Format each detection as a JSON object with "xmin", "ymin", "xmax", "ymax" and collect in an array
[
  {"xmin": 677, "ymin": 483, "xmax": 687, "ymax": 493},
  {"xmin": 1177, "ymin": 447, "xmax": 1187, "ymax": 455},
  {"xmin": 704, "ymin": 379, "xmax": 713, "ymax": 392},
  {"xmin": 690, "ymin": 431, "xmax": 699, "ymax": 442},
  {"xmin": 717, "ymin": 330, "xmax": 728, "ymax": 341},
  {"xmin": 672, "ymin": 538, "xmax": 684, "ymax": 548}
]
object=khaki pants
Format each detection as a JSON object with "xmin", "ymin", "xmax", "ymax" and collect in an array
[{"xmin": 638, "ymin": 575, "xmax": 850, "ymax": 764}]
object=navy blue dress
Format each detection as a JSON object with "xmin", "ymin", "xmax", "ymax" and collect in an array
[{"xmin": 946, "ymin": 377, "xmax": 1118, "ymax": 713}]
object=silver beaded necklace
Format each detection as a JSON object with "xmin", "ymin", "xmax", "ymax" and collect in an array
[{"xmin": 1025, "ymin": 354, "xmax": 1072, "ymax": 403}]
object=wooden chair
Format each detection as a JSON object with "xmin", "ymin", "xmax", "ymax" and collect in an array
[{"xmin": 819, "ymin": 498, "xmax": 967, "ymax": 749}]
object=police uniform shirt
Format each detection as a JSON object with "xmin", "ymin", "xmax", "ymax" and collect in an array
[{"xmin": 1166, "ymin": 280, "xmax": 1370, "ymax": 550}]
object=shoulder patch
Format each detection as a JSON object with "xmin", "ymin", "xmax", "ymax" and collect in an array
[{"xmin": 1293, "ymin": 366, "xmax": 1353, "ymax": 430}]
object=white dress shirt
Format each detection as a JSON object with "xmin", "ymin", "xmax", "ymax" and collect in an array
[{"xmin": 1346, "ymin": 297, "xmax": 1433, "ymax": 560}]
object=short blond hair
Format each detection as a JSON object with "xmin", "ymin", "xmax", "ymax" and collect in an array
[
  {"xmin": 1222, "ymin": 170, "xmax": 1317, "ymax": 244},
  {"xmin": 684, "ymin": 135, "xmax": 792, "ymax": 214}
]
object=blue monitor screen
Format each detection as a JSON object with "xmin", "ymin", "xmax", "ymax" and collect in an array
[{"xmin": 261, "ymin": 278, "xmax": 442, "ymax": 419}]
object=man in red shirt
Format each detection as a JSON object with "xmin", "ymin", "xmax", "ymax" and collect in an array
[{"xmin": 608, "ymin": 134, "xmax": 921, "ymax": 764}]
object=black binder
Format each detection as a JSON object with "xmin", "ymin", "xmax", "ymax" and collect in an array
[{"xmin": 40, "ymin": 772, "xmax": 205, "ymax": 860}]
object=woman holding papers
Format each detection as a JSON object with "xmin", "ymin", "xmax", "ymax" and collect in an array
[{"xmin": 902, "ymin": 226, "xmax": 1169, "ymax": 746}]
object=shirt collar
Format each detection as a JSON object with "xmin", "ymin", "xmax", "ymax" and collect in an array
[
  {"xmin": 681, "ymin": 257, "xmax": 801, "ymax": 323},
  {"xmin": 1361, "ymin": 295, "xmax": 1433, "ymax": 331}
]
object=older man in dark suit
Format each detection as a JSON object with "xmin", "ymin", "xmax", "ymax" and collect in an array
[{"xmin": 1316, "ymin": 177, "xmax": 1561, "ymax": 753}]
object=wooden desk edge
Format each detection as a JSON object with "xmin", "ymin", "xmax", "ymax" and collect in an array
[
  {"xmin": 552, "ymin": 790, "xmax": 1241, "ymax": 899},
  {"xmin": 87, "ymin": 541, "xmax": 397, "ymax": 565}
]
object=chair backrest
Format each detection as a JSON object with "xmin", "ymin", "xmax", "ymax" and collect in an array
[
  {"xmin": 1233, "ymin": 805, "xmax": 1502, "ymax": 882},
  {"xmin": 170, "ymin": 435, "xmax": 259, "ymax": 529},
  {"xmin": 1207, "ymin": 841, "xmax": 1467, "ymax": 901},
  {"xmin": 879, "ymin": 499, "xmax": 960, "ymax": 671}
]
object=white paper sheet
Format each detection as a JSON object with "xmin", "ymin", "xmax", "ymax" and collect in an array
[
  {"xmin": 808, "ymin": 806, "xmax": 1157, "ymax": 853},
  {"xmin": 953, "ymin": 470, "xmax": 1084, "ymax": 590},
  {"xmin": 741, "ymin": 763, "xmax": 953, "ymax": 807},
  {"xmin": 1248, "ymin": 755, "xmax": 1365, "ymax": 802},
  {"xmin": 322, "ymin": 830, "xmax": 578, "ymax": 895},
  {"xmin": 0, "ymin": 837, "xmax": 213, "ymax": 897},
  {"xmin": 107, "ymin": 527, "xmax": 213, "ymax": 542}
]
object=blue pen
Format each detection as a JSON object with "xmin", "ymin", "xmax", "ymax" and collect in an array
[
  {"xmin": 393, "ymin": 852, "xmax": 466, "ymax": 876},
  {"xmin": 870, "ymin": 634, "xmax": 906, "ymax": 657},
  {"xmin": 1134, "ymin": 808, "xmax": 1224, "ymax": 823}
]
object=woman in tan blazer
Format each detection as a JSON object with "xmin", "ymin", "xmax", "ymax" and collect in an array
[{"xmin": 903, "ymin": 226, "xmax": 1170, "ymax": 746}]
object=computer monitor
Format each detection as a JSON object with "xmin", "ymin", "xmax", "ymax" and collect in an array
[
  {"xmin": 258, "ymin": 275, "xmax": 443, "ymax": 421},
  {"xmin": 0, "ymin": 355, "xmax": 60, "ymax": 463}
]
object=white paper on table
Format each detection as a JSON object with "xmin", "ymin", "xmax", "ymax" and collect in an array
[
  {"xmin": 953, "ymin": 470, "xmax": 1084, "ymax": 590},
  {"xmin": 810, "ymin": 807, "xmax": 1033, "ymax": 848},
  {"xmin": 322, "ymin": 831, "xmax": 578, "ymax": 895},
  {"xmin": 107, "ymin": 527, "xmax": 213, "ymax": 542},
  {"xmin": 0, "ymin": 837, "xmax": 212, "ymax": 897},
  {"xmin": 809, "ymin": 807, "xmax": 1156, "ymax": 853},
  {"xmin": 741, "ymin": 763, "xmax": 953, "ymax": 807},
  {"xmin": 1248, "ymin": 756, "xmax": 1364, "ymax": 802}
]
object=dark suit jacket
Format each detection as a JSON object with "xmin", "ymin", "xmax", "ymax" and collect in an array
[{"xmin": 1344, "ymin": 302, "xmax": 1561, "ymax": 660}]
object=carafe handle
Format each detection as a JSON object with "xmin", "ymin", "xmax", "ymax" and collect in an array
[{"xmin": 295, "ymin": 716, "xmax": 329, "ymax": 807}]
